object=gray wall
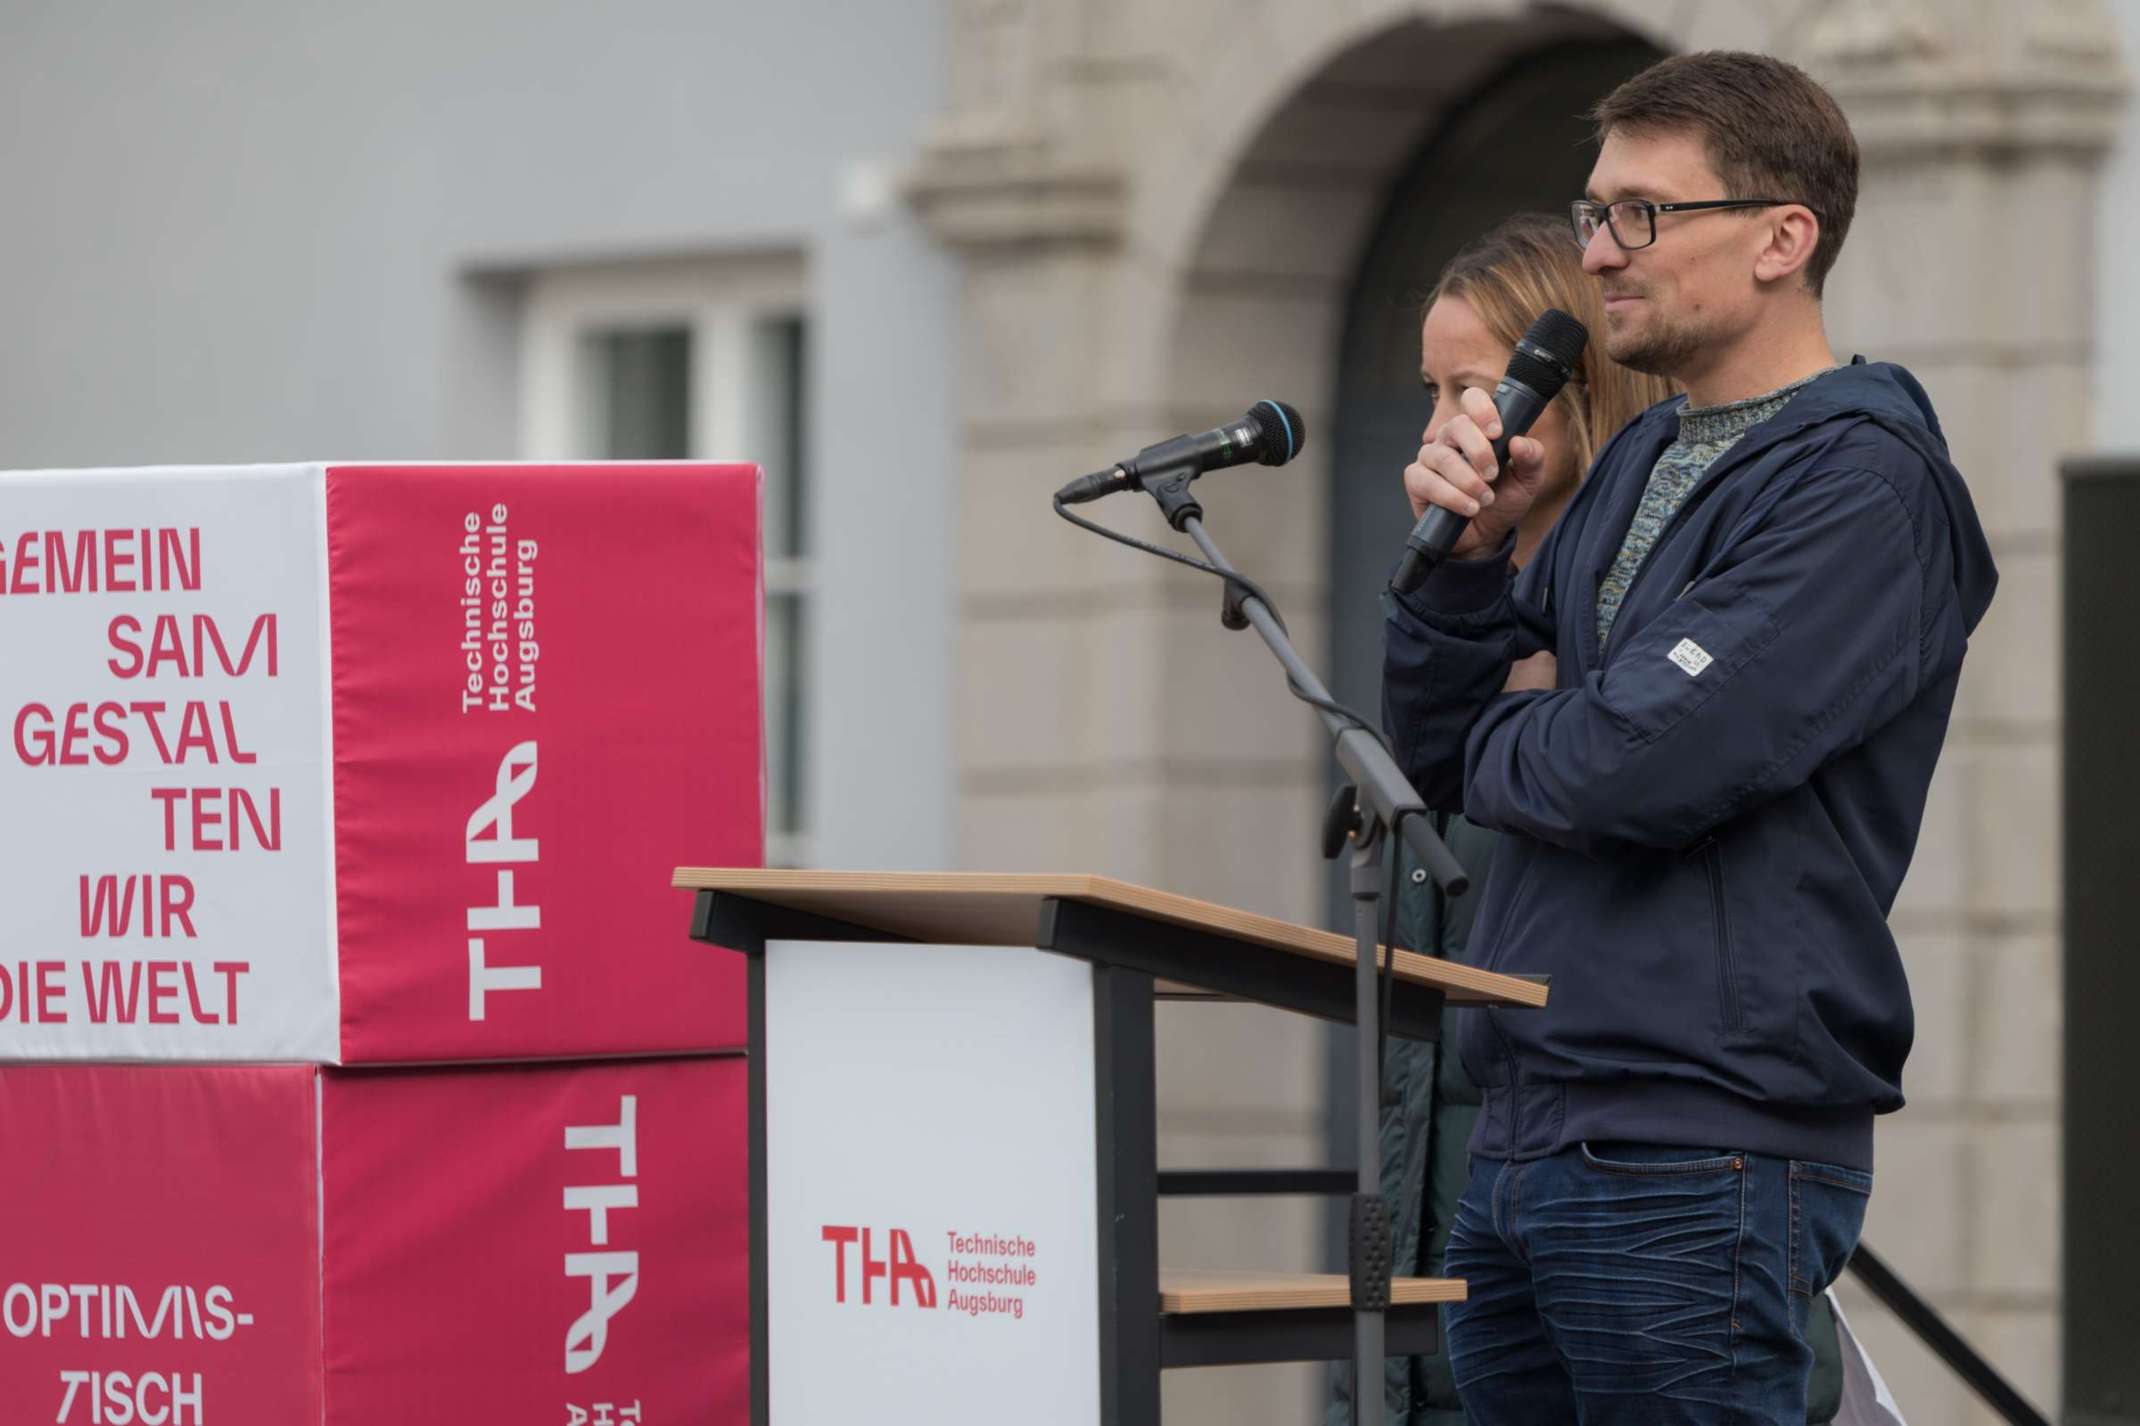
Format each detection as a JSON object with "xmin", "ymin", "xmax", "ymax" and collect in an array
[
  {"xmin": 0, "ymin": 0, "xmax": 958, "ymax": 870},
  {"xmin": 2099, "ymin": 0, "xmax": 2140, "ymax": 449}
]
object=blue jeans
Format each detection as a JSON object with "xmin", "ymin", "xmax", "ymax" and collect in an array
[{"xmin": 1443, "ymin": 1142, "xmax": 1870, "ymax": 1424}]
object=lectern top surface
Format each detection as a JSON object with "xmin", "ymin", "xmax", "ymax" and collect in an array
[{"xmin": 671, "ymin": 867, "xmax": 1548, "ymax": 1009}]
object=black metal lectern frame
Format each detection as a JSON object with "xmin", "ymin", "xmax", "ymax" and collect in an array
[{"xmin": 688, "ymin": 885, "xmax": 1456, "ymax": 1426}]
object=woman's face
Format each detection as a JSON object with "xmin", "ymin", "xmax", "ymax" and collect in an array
[{"xmin": 1418, "ymin": 293, "xmax": 1581, "ymax": 504}]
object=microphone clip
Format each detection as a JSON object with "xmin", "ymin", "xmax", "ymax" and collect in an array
[{"xmin": 1138, "ymin": 461, "xmax": 1203, "ymax": 532}]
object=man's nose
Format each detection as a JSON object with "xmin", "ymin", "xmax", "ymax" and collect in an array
[{"xmin": 1580, "ymin": 224, "xmax": 1625, "ymax": 274}]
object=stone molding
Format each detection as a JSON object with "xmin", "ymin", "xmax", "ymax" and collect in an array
[
  {"xmin": 1808, "ymin": 0, "xmax": 2128, "ymax": 160},
  {"xmin": 906, "ymin": 1, "xmax": 2132, "ymax": 249},
  {"xmin": 903, "ymin": 0, "xmax": 1127, "ymax": 251},
  {"xmin": 904, "ymin": 141, "xmax": 1127, "ymax": 252}
]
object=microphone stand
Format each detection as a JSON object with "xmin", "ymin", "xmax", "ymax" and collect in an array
[{"xmin": 1128, "ymin": 463, "xmax": 1469, "ymax": 1426}]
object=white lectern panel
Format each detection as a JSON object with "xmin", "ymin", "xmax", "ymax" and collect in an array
[{"xmin": 765, "ymin": 941, "xmax": 1101, "ymax": 1425}]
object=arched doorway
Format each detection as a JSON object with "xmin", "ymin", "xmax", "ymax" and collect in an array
[
  {"xmin": 1317, "ymin": 29, "xmax": 1665, "ymax": 1301},
  {"xmin": 1127, "ymin": 17, "xmax": 1665, "ymax": 1419}
]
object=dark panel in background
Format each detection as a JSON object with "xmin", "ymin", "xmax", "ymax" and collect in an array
[{"xmin": 2061, "ymin": 456, "xmax": 2140, "ymax": 1426}]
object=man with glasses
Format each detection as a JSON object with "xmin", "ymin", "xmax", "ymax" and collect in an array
[{"xmin": 1382, "ymin": 51, "xmax": 1998, "ymax": 1424}]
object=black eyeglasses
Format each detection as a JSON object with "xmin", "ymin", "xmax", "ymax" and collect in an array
[{"xmin": 1570, "ymin": 198, "xmax": 1811, "ymax": 252}]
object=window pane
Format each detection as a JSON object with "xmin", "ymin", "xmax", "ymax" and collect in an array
[
  {"xmin": 583, "ymin": 326, "xmax": 691, "ymax": 459},
  {"xmin": 750, "ymin": 315, "xmax": 809, "ymax": 860},
  {"xmin": 765, "ymin": 589, "xmax": 807, "ymax": 846},
  {"xmin": 748, "ymin": 314, "xmax": 807, "ymax": 560}
]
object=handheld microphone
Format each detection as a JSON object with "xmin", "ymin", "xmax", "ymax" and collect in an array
[
  {"xmin": 1054, "ymin": 399, "xmax": 1304, "ymax": 506},
  {"xmin": 1389, "ymin": 309, "xmax": 1587, "ymax": 594}
]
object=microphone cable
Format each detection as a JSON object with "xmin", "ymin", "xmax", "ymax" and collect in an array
[
  {"xmin": 1055, "ymin": 490, "xmax": 1419, "ymax": 1113},
  {"xmin": 1052, "ymin": 494, "xmax": 1399, "ymax": 761}
]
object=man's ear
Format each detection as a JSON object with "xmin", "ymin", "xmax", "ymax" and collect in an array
[{"xmin": 1753, "ymin": 205, "xmax": 1822, "ymax": 289}]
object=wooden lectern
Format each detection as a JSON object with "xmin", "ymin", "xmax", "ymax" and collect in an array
[{"xmin": 675, "ymin": 869, "xmax": 1548, "ymax": 1426}]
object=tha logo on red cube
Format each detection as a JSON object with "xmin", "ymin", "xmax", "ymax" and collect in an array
[{"xmin": 565, "ymin": 1094, "xmax": 640, "ymax": 1373}]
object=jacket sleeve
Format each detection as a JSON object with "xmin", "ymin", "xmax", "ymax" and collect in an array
[
  {"xmin": 1460, "ymin": 465, "xmax": 1926, "ymax": 853},
  {"xmin": 1381, "ymin": 530, "xmax": 1558, "ymax": 813}
]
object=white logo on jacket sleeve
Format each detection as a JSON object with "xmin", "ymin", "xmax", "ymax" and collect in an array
[{"xmin": 1668, "ymin": 638, "xmax": 1714, "ymax": 677}]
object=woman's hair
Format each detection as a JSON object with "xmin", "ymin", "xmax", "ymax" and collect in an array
[{"xmin": 1428, "ymin": 212, "xmax": 1675, "ymax": 475}]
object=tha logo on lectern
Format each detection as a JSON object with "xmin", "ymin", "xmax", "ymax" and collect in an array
[{"xmin": 819, "ymin": 1226, "xmax": 938, "ymax": 1307}]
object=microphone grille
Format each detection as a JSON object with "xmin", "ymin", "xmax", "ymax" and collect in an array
[
  {"xmin": 1247, "ymin": 399, "xmax": 1306, "ymax": 466},
  {"xmin": 1509, "ymin": 309, "xmax": 1588, "ymax": 396}
]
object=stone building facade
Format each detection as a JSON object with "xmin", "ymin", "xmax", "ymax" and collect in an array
[
  {"xmin": 910, "ymin": 2, "xmax": 2127, "ymax": 1420},
  {"xmin": 0, "ymin": 1, "xmax": 2120, "ymax": 1420}
]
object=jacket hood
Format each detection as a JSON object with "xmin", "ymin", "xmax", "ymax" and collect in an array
[{"xmin": 1718, "ymin": 358, "xmax": 1999, "ymax": 637}]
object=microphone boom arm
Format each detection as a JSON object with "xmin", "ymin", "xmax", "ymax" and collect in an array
[{"xmin": 1162, "ymin": 479, "xmax": 1466, "ymax": 893}]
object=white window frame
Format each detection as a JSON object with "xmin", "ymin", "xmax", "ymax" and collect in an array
[{"xmin": 520, "ymin": 252, "xmax": 813, "ymax": 867}]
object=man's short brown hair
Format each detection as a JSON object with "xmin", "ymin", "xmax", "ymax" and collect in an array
[{"xmin": 1591, "ymin": 51, "xmax": 1860, "ymax": 296}]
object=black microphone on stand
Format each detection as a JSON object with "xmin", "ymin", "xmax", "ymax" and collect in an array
[
  {"xmin": 1054, "ymin": 399, "xmax": 1304, "ymax": 505},
  {"xmin": 1389, "ymin": 309, "xmax": 1587, "ymax": 594}
]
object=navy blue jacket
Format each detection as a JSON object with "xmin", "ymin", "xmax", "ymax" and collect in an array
[{"xmin": 1383, "ymin": 359, "xmax": 1996, "ymax": 1171}]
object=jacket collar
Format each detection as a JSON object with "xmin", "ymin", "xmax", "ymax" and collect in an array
[{"xmin": 1567, "ymin": 361, "xmax": 1867, "ymax": 670}]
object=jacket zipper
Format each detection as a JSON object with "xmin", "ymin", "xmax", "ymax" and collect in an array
[
  {"xmin": 1486, "ymin": 1005, "xmax": 1523, "ymax": 1152},
  {"xmin": 1479, "ymin": 831, "xmax": 1526, "ymax": 1152},
  {"xmin": 1702, "ymin": 842, "xmax": 1743, "ymax": 1032}
]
